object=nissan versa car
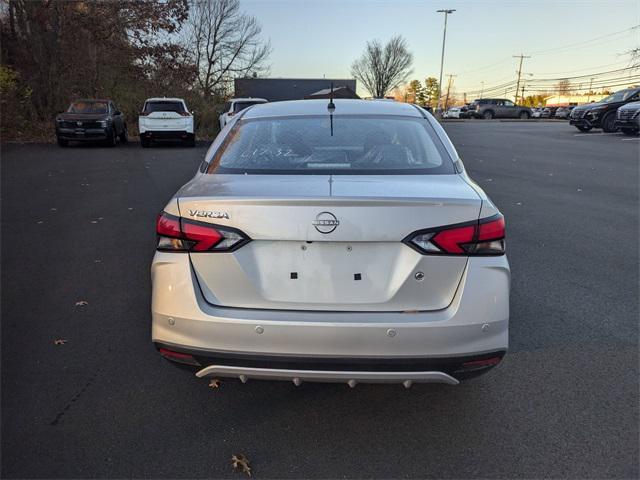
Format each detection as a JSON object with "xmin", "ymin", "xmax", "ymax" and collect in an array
[{"xmin": 152, "ymin": 99, "xmax": 510, "ymax": 387}]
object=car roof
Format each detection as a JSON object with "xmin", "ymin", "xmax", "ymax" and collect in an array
[
  {"xmin": 145, "ymin": 97, "xmax": 185, "ymax": 102},
  {"xmin": 230, "ymin": 97, "xmax": 268, "ymax": 103},
  {"xmin": 242, "ymin": 99, "xmax": 423, "ymax": 119},
  {"xmin": 73, "ymin": 98, "xmax": 112, "ymax": 103}
]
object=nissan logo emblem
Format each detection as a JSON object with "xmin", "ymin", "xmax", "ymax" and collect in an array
[{"xmin": 312, "ymin": 212, "xmax": 339, "ymax": 234}]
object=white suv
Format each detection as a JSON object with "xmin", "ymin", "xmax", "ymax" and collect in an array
[
  {"xmin": 139, "ymin": 98, "xmax": 194, "ymax": 147},
  {"xmin": 219, "ymin": 98, "xmax": 268, "ymax": 131}
]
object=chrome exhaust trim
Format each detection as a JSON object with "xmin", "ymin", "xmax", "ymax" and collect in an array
[{"xmin": 195, "ymin": 365, "xmax": 459, "ymax": 386}]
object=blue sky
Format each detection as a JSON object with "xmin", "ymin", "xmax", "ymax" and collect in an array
[{"xmin": 242, "ymin": 0, "xmax": 639, "ymax": 97}]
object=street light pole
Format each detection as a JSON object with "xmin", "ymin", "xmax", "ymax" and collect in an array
[{"xmin": 436, "ymin": 9, "xmax": 455, "ymax": 114}]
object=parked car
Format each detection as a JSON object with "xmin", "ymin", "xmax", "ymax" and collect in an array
[
  {"xmin": 615, "ymin": 100, "xmax": 640, "ymax": 135},
  {"xmin": 444, "ymin": 106, "xmax": 468, "ymax": 119},
  {"xmin": 219, "ymin": 97, "xmax": 268, "ymax": 130},
  {"xmin": 55, "ymin": 99, "xmax": 127, "ymax": 147},
  {"xmin": 531, "ymin": 107, "xmax": 542, "ymax": 118},
  {"xmin": 554, "ymin": 106, "xmax": 571, "ymax": 119},
  {"xmin": 139, "ymin": 98, "xmax": 194, "ymax": 147},
  {"xmin": 570, "ymin": 87, "xmax": 640, "ymax": 132},
  {"xmin": 152, "ymin": 99, "xmax": 510, "ymax": 387},
  {"xmin": 468, "ymin": 98, "xmax": 531, "ymax": 119},
  {"xmin": 540, "ymin": 107, "xmax": 557, "ymax": 118}
]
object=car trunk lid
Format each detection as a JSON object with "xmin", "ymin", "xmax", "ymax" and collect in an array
[{"xmin": 179, "ymin": 174, "xmax": 481, "ymax": 311}]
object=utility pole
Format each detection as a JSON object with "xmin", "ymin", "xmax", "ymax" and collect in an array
[
  {"xmin": 444, "ymin": 74, "xmax": 456, "ymax": 111},
  {"xmin": 436, "ymin": 9, "xmax": 455, "ymax": 114},
  {"xmin": 587, "ymin": 77, "xmax": 594, "ymax": 102},
  {"xmin": 513, "ymin": 53, "xmax": 530, "ymax": 104},
  {"xmin": 480, "ymin": 81, "xmax": 484, "ymax": 99}
]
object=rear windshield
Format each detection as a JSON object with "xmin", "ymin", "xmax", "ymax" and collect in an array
[
  {"xmin": 68, "ymin": 101, "xmax": 108, "ymax": 114},
  {"xmin": 143, "ymin": 101, "xmax": 185, "ymax": 113},
  {"xmin": 233, "ymin": 101, "xmax": 263, "ymax": 113},
  {"xmin": 206, "ymin": 115, "xmax": 455, "ymax": 175}
]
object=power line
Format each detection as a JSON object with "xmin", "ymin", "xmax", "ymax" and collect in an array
[{"xmin": 527, "ymin": 25, "xmax": 639, "ymax": 55}]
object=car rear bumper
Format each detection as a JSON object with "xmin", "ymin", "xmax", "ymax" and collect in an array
[
  {"xmin": 56, "ymin": 128, "xmax": 108, "ymax": 140},
  {"xmin": 151, "ymin": 252, "xmax": 510, "ymax": 384},
  {"xmin": 141, "ymin": 130, "xmax": 194, "ymax": 140}
]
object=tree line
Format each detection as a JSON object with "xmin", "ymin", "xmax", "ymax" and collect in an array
[{"xmin": 0, "ymin": 0, "xmax": 270, "ymax": 140}]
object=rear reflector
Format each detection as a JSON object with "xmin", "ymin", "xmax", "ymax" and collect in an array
[
  {"xmin": 405, "ymin": 214, "xmax": 505, "ymax": 256},
  {"xmin": 158, "ymin": 348, "xmax": 201, "ymax": 366}
]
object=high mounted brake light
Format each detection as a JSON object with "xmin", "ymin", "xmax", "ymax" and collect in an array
[
  {"xmin": 156, "ymin": 212, "xmax": 250, "ymax": 252},
  {"xmin": 404, "ymin": 214, "xmax": 505, "ymax": 256}
]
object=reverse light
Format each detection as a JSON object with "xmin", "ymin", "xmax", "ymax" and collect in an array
[
  {"xmin": 156, "ymin": 212, "xmax": 250, "ymax": 252},
  {"xmin": 405, "ymin": 214, "xmax": 505, "ymax": 256}
]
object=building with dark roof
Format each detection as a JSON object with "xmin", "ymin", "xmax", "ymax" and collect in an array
[{"xmin": 234, "ymin": 78, "xmax": 357, "ymax": 102}]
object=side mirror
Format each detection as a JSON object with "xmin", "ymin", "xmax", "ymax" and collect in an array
[{"xmin": 114, "ymin": 110, "xmax": 122, "ymax": 116}]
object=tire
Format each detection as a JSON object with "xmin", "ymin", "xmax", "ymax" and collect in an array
[
  {"xmin": 57, "ymin": 137, "xmax": 68, "ymax": 147},
  {"xmin": 483, "ymin": 110, "xmax": 494, "ymax": 120},
  {"xmin": 105, "ymin": 128, "xmax": 117, "ymax": 147},
  {"xmin": 185, "ymin": 134, "xmax": 195, "ymax": 147},
  {"xmin": 519, "ymin": 110, "xmax": 530, "ymax": 120},
  {"xmin": 119, "ymin": 125, "xmax": 128, "ymax": 143},
  {"xmin": 621, "ymin": 128, "xmax": 639, "ymax": 136},
  {"xmin": 601, "ymin": 113, "xmax": 617, "ymax": 133},
  {"xmin": 576, "ymin": 125, "xmax": 592, "ymax": 132},
  {"xmin": 140, "ymin": 137, "xmax": 151, "ymax": 148}
]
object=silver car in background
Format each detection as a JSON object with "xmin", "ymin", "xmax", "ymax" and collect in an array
[{"xmin": 152, "ymin": 99, "xmax": 510, "ymax": 387}]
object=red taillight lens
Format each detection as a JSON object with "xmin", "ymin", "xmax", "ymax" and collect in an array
[
  {"xmin": 139, "ymin": 111, "xmax": 149, "ymax": 116},
  {"xmin": 405, "ymin": 214, "xmax": 505, "ymax": 256},
  {"xmin": 155, "ymin": 212, "xmax": 250, "ymax": 252},
  {"xmin": 180, "ymin": 111, "xmax": 191, "ymax": 117}
]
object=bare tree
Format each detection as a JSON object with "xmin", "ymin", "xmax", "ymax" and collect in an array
[
  {"xmin": 185, "ymin": 0, "xmax": 271, "ymax": 99},
  {"xmin": 351, "ymin": 36, "xmax": 413, "ymax": 98}
]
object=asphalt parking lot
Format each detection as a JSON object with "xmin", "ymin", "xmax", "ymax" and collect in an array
[{"xmin": 2, "ymin": 122, "xmax": 638, "ymax": 478}]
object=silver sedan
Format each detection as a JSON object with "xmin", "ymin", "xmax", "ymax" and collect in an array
[{"xmin": 151, "ymin": 99, "xmax": 510, "ymax": 387}]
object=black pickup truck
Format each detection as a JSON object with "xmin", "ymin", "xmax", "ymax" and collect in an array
[
  {"xmin": 55, "ymin": 99, "xmax": 127, "ymax": 147},
  {"xmin": 569, "ymin": 87, "xmax": 640, "ymax": 132}
]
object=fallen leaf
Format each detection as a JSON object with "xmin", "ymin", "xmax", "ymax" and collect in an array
[
  {"xmin": 209, "ymin": 379, "xmax": 221, "ymax": 389},
  {"xmin": 54, "ymin": 339, "xmax": 67, "ymax": 345},
  {"xmin": 231, "ymin": 454, "xmax": 251, "ymax": 477},
  {"xmin": 75, "ymin": 300, "xmax": 88, "ymax": 306}
]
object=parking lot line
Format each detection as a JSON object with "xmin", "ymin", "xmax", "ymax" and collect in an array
[{"xmin": 620, "ymin": 137, "xmax": 640, "ymax": 141}]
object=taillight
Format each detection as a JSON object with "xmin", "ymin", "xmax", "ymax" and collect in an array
[
  {"xmin": 404, "ymin": 214, "xmax": 505, "ymax": 256},
  {"xmin": 139, "ymin": 111, "xmax": 149, "ymax": 116},
  {"xmin": 156, "ymin": 212, "xmax": 250, "ymax": 252},
  {"xmin": 180, "ymin": 112, "xmax": 191, "ymax": 117}
]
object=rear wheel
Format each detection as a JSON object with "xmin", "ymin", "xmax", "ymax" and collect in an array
[
  {"xmin": 483, "ymin": 110, "xmax": 494, "ymax": 120},
  {"xmin": 622, "ymin": 127, "xmax": 639, "ymax": 136},
  {"xmin": 140, "ymin": 137, "xmax": 151, "ymax": 148},
  {"xmin": 575, "ymin": 125, "xmax": 592, "ymax": 132},
  {"xmin": 57, "ymin": 137, "xmax": 68, "ymax": 147},
  {"xmin": 185, "ymin": 135, "xmax": 195, "ymax": 147},
  {"xmin": 519, "ymin": 110, "xmax": 530, "ymax": 120},
  {"xmin": 119, "ymin": 125, "xmax": 128, "ymax": 143},
  {"xmin": 601, "ymin": 113, "xmax": 617, "ymax": 133}
]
